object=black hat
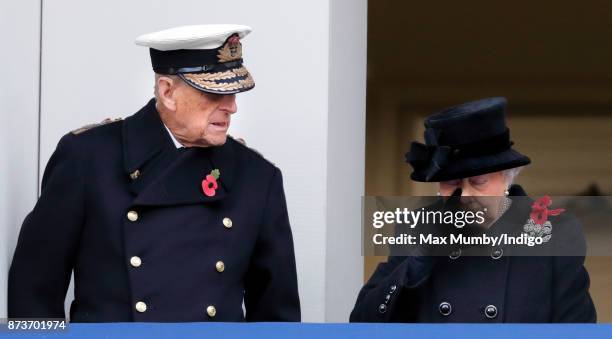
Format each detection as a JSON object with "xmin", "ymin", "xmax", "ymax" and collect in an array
[{"xmin": 406, "ymin": 97, "xmax": 531, "ymax": 182}]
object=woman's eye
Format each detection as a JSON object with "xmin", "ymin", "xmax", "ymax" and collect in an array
[
  {"xmin": 470, "ymin": 177, "xmax": 487, "ymax": 185},
  {"xmin": 441, "ymin": 180, "xmax": 461, "ymax": 186}
]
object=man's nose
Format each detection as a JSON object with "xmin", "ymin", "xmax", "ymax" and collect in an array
[{"xmin": 221, "ymin": 95, "xmax": 238, "ymax": 114}]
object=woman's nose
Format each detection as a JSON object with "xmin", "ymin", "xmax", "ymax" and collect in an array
[{"xmin": 461, "ymin": 184, "xmax": 475, "ymax": 197}]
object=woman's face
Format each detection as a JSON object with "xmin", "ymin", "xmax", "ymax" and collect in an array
[
  {"xmin": 438, "ymin": 172, "xmax": 507, "ymax": 197},
  {"xmin": 438, "ymin": 172, "xmax": 509, "ymax": 224}
]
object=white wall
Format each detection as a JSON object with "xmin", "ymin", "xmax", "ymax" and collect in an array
[
  {"xmin": 3, "ymin": 0, "xmax": 366, "ymax": 322},
  {"xmin": 0, "ymin": 1, "xmax": 41, "ymax": 318}
]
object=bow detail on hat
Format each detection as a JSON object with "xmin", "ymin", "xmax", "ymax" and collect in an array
[{"xmin": 406, "ymin": 142, "xmax": 453, "ymax": 181}]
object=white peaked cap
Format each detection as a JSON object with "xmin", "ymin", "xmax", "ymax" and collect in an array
[{"xmin": 135, "ymin": 24, "xmax": 252, "ymax": 51}]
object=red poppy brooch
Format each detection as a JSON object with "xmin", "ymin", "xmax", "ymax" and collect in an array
[
  {"xmin": 523, "ymin": 195, "xmax": 565, "ymax": 243},
  {"xmin": 202, "ymin": 169, "xmax": 221, "ymax": 197}
]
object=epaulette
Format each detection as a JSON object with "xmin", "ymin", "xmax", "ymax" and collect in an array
[{"xmin": 71, "ymin": 117, "xmax": 123, "ymax": 135}]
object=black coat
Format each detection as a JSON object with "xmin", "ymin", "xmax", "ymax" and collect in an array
[
  {"xmin": 350, "ymin": 186, "xmax": 596, "ymax": 323},
  {"xmin": 8, "ymin": 99, "xmax": 301, "ymax": 322}
]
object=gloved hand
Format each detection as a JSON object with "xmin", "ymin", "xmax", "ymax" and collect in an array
[
  {"xmin": 415, "ymin": 188, "xmax": 463, "ymax": 256},
  {"xmin": 400, "ymin": 188, "xmax": 484, "ymax": 287}
]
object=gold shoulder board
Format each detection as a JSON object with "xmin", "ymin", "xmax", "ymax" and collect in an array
[{"xmin": 71, "ymin": 117, "xmax": 122, "ymax": 135}]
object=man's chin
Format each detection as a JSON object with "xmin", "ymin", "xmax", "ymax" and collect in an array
[{"xmin": 202, "ymin": 134, "xmax": 228, "ymax": 147}]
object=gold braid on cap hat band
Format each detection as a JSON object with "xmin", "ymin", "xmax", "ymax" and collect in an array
[
  {"xmin": 183, "ymin": 71, "xmax": 254, "ymax": 92},
  {"xmin": 184, "ymin": 67, "xmax": 249, "ymax": 81}
]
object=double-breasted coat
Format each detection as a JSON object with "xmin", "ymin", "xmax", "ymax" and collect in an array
[
  {"xmin": 9, "ymin": 99, "xmax": 301, "ymax": 322},
  {"xmin": 350, "ymin": 186, "xmax": 596, "ymax": 323}
]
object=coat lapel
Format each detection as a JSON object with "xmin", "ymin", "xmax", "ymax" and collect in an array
[
  {"xmin": 122, "ymin": 99, "xmax": 237, "ymax": 207},
  {"xmin": 122, "ymin": 98, "xmax": 181, "ymax": 196}
]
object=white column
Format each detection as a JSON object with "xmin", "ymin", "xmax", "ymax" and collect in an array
[
  {"xmin": 325, "ymin": 0, "xmax": 367, "ymax": 322},
  {"xmin": 0, "ymin": 1, "xmax": 41, "ymax": 317}
]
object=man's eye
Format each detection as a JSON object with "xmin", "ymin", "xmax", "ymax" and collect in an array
[{"xmin": 442, "ymin": 180, "xmax": 461, "ymax": 186}]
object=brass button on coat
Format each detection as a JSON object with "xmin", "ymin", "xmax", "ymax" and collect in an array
[
  {"xmin": 215, "ymin": 261, "xmax": 225, "ymax": 273},
  {"xmin": 130, "ymin": 256, "xmax": 142, "ymax": 268},
  {"xmin": 223, "ymin": 217, "xmax": 233, "ymax": 228},
  {"xmin": 127, "ymin": 210, "xmax": 138, "ymax": 222},
  {"xmin": 129, "ymin": 170, "xmax": 140, "ymax": 180},
  {"xmin": 135, "ymin": 301, "xmax": 147, "ymax": 313},
  {"xmin": 207, "ymin": 305, "xmax": 217, "ymax": 318}
]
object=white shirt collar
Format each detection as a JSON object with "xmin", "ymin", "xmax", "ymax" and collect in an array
[{"xmin": 163, "ymin": 124, "xmax": 184, "ymax": 149}]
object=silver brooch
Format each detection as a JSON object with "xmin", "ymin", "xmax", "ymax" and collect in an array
[{"xmin": 523, "ymin": 218, "xmax": 552, "ymax": 243}]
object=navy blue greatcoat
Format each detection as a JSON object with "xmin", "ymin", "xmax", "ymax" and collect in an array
[{"xmin": 9, "ymin": 99, "xmax": 300, "ymax": 322}]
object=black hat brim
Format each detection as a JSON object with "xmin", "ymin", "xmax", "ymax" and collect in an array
[{"xmin": 410, "ymin": 148, "xmax": 531, "ymax": 182}]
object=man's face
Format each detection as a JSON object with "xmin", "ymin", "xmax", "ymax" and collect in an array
[{"xmin": 162, "ymin": 78, "xmax": 237, "ymax": 147}]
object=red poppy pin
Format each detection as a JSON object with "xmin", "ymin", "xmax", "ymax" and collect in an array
[
  {"xmin": 202, "ymin": 169, "xmax": 221, "ymax": 197},
  {"xmin": 530, "ymin": 195, "xmax": 565, "ymax": 225},
  {"xmin": 523, "ymin": 195, "xmax": 565, "ymax": 243}
]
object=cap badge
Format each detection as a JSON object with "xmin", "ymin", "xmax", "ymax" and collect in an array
[
  {"xmin": 202, "ymin": 169, "xmax": 221, "ymax": 197},
  {"xmin": 217, "ymin": 34, "xmax": 242, "ymax": 63}
]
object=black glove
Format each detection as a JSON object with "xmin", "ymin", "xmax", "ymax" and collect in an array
[
  {"xmin": 401, "ymin": 188, "xmax": 484, "ymax": 287},
  {"xmin": 416, "ymin": 188, "xmax": 462, "ymax": 255}
]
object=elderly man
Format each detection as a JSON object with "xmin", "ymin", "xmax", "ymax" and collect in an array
[{"xmin": 9, "ymin": 25, "xmax": 300, "ymax": 322}]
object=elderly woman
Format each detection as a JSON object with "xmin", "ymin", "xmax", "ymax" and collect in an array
[{"xmin": 350, "ymin": 98, "xmax": 596, "ymax": 323}]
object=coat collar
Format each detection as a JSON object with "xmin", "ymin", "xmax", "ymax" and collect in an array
[
  {"xmin": 122, "ymin": 98, "xmax": 174, "ymax": 174},
  {"xmin": 508, "ymin": 184, "xmax": 528, "ymax": 197},
  {"xmin": 486, "ymin": 184, "xmax": 532, "ymax": 237},
  {"xmin": 122, "ymin": 98, "xmax": 236, "ymax": 206}
]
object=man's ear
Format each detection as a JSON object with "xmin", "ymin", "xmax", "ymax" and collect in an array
[{"xmin": 157, "ymin": 75, "xmax": 179, "ymax": 111}]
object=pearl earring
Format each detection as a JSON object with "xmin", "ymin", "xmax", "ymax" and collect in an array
[
  {"xmin": 504, "ymin": 189, "xmax": 509, "ymax": 196},
  {"xmin": 436, "ymin": 192, "xmax": 441, "ymax": 196}
]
